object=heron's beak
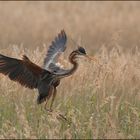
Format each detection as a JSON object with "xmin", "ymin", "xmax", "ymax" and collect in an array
[{"xmin": 85, "ymin": 55, "xmax": 97, "ymax": 62}]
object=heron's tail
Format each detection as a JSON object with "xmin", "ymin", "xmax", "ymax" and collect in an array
[{"xmin": 37, "ymin": 94, "xmax": 47, "ymax": 104}]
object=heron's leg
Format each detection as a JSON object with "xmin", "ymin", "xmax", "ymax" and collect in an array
[
  {"xmin": 50, "ymin": 87, "xmax": 57, "ymax": 110},
  {"xmin": 44, "ymin": 86, "xmax": 54, "ymax": 111}
]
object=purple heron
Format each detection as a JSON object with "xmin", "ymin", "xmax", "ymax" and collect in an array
[{"xmin": 0, "ymin": 30, "xmax": 95, "ymax": 111}]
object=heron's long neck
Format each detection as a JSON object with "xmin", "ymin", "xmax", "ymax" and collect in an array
[
  {"xmin": 57, "ymin": 51, "xmax": 78, "ymax": 78},
  {"xmin": 67, "ymin": 52, "xmax": 78, "ymax": 76}
]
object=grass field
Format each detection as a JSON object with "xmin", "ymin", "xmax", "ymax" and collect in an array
[{"xmin": 0, "ymin": 1, "xmax": 140, "ymax": 139}]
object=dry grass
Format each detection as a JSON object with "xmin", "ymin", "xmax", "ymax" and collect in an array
[{"xmin": 0, "ymin": 1, "xmax": 140, "ymax": 139}]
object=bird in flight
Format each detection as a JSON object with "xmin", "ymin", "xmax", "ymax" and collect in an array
[{"xmin": 0, "ymin": 30, "xmax": 96, "ymax": 111}]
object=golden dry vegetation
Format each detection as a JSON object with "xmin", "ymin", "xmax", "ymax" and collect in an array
[{"xmin": 0, "ymin": 1, "xmax": 140, "ymax": 139}]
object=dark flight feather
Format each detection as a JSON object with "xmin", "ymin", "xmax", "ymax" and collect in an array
[
  {"xmin": 0, "ymin": 54, "xmax": 43, "ymax": 89},
  {"xmin": 43, "ymin": 30, "xmax": 67, "ymax": 72}
]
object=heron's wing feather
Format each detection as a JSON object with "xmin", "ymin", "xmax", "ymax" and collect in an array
[
  {"xmin": 0, "ymin": 54, "xmax": 43, "ymax": 89},
  {"xmin": 47, "ymin": 63, "xmax": 70, "ymax": 74},
  {"xmin": 43, "ymin": 30, "xmax": 67, "ymax": 72}
]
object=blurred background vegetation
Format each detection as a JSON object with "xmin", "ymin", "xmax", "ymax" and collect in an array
[{"xmin": 0, "ymin": 1, "xmax": 140, "ymax": 52}]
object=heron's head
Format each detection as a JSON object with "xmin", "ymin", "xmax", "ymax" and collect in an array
[
  {"xmin": 76, "ymin": 47, "xmax": 87, "ymax": 55},
  {"xmin": 74, "ymin": 46, "xmax": 97, "ymax": 62}
]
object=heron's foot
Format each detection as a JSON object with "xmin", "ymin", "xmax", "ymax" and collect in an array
[
  {"xmin": 56, "ymin": 112, "xmax": 71, "ymax": 124},
  {"xmin": 44, "ymin": 106, "xmax": 53, "ymax": 112},
  {"xmin": 48, "ymin": 108, "xmax": 53, "ymax": 112}
]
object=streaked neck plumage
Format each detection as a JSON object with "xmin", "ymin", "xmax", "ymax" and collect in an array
[
  {"xmin": 67, "ymin": 51, "xmax": 79, "ymax": 76},
  {"xmin": 56, "ymin": 51, "xmax": 78, "ymax": 78}
]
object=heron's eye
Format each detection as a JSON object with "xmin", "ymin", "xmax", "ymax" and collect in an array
[{"xmin": 78, "ymin": 47, "xmax": 86, "ymax": 55}]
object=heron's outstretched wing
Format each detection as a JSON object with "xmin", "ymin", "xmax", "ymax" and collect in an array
[
  {"xmin": 43, "ymin": 30, "xmax": 67, "ymax": 72},
  {"xmin": 0, "ymin": 54, "xmax": 44, "ymax": 89}
]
